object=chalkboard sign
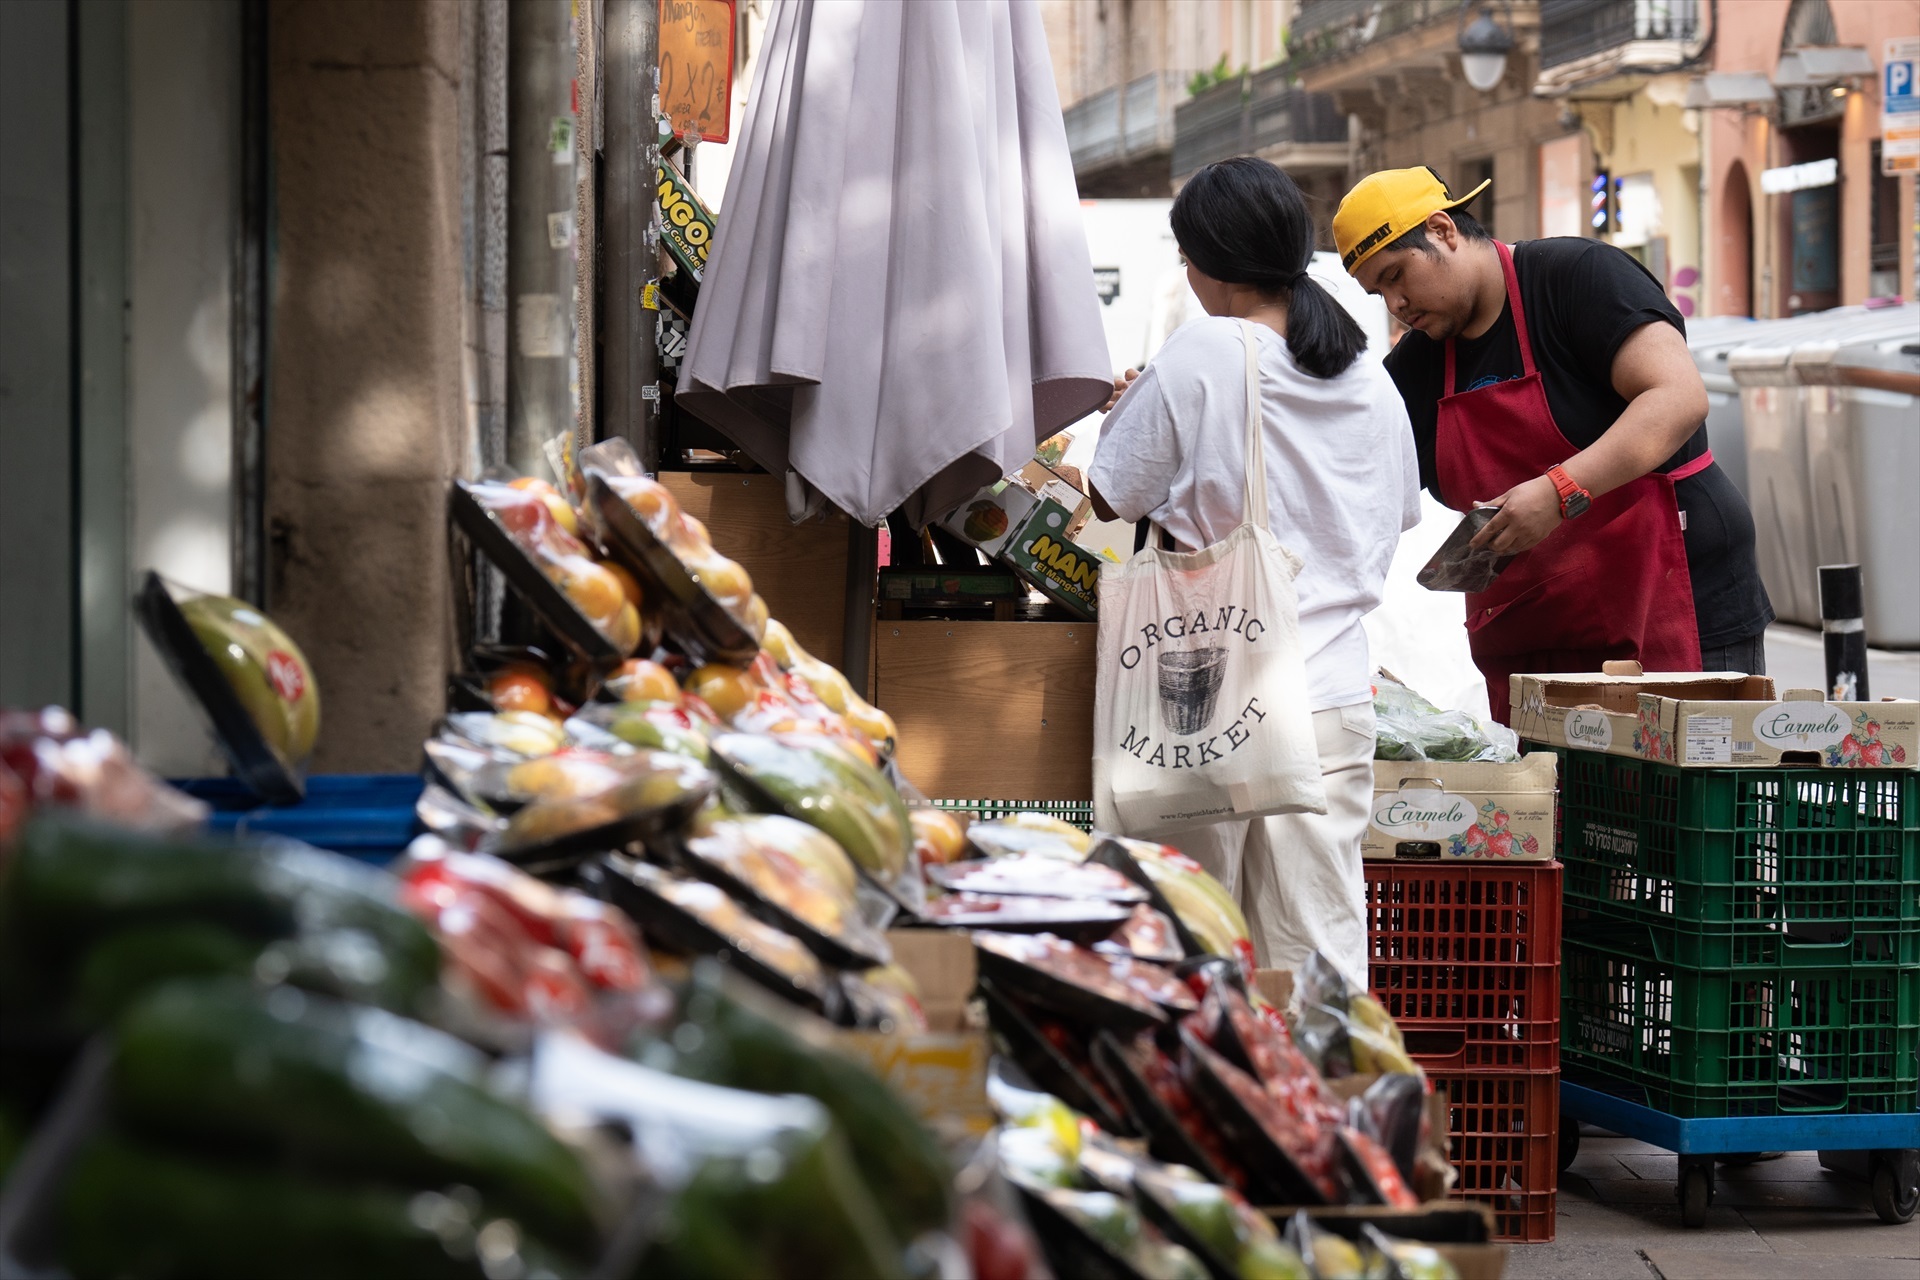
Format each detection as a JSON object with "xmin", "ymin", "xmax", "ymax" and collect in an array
[{"xmin": 659, "ymin": 0, "xmax": 734, "ymax": 144}]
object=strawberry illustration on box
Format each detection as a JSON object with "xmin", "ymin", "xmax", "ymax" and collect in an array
[
  {"xmin": 1448, "ymin": 800, "xmax": 1543, "ymax": 859},
  {"xmin": 1829, "ymin": 712, "xmax": 1911, "ymax": 768}
]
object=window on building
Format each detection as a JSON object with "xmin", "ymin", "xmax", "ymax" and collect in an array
[{"xmin": 1460, "ymin": 156, "xmax": 1496, "ymax": 237}]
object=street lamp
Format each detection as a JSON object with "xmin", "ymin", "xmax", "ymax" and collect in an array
[{"xmin": 1458, "ymin": 4, "xmax": 1515, "ymax": 92}]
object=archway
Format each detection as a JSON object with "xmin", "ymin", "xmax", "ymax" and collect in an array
[{"xmin": 1717, "ymin": 159, "xmax": 1754, "ymax": 317}]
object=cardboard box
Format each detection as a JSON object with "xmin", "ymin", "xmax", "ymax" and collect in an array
[
  {"xmin": 878, "ymin": 567, "xmax": 1025, "ymax": 605},
  {"xmin": 938, "ymin": 479, "xmax": 1038, "ymax": 559},
  {"xmin": 1639, "ymin": 688, "xmax": 1919, "ymax": 768},
  {"xmin": 655, "ymin": 160, "xmax": 715, "ymax": 284},
  {"xmin": 1510, "ymin": 667, "xmax": 1775, "ymax": 762},
  {"xmin": 1513, "ymin": 664, "xmax": 1918, "ymax": 768},
  {"xmin": 832, "ymin": 929, "xmax": 992, "ymax": 1136},
  {"xmin": 1001, "ymin": 497, "xmax": 1102, "ymax": 619},
  {"xmin": 1363, "ymin": 754, "xmax": 1558, "ymax": 861}
]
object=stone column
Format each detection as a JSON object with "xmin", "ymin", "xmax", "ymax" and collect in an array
[{"xmin": 266, "ymin": 0, "xmax": 471, "ymax": 770}]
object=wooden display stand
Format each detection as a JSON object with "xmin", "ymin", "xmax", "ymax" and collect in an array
[
  {"xmin": 661, "ymin": 472, "xmax": 1100, "ymax": 802},
  {"xmin": 873, "ymin": 620, "xmax": 1096, "ymax": 801},
  {"xmin": 661, "ymin": 472, "xmax": 850, "ymax": 668}
]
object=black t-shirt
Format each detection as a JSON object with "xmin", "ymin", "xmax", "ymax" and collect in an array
[{"xmin": 1383, "ymin": 237, "xmax": 1773, "ymax": 647}]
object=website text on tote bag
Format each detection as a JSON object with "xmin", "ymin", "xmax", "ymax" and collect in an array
[{"xmin": 1093, "ymin": 319, "xmax": 1327, "ymax": 837}]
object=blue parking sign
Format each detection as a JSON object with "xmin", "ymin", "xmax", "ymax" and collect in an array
[{"xmin": 1885, "ymin": 38, "xmax": 1920, "ymax": 174}]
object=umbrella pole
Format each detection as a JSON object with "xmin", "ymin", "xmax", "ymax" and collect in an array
[{"xmin": 601, "ymin": 0, "xmax": 661, "ymax": 467}]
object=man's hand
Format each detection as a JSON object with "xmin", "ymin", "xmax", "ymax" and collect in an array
[
  {"xmin": 1101, "ymin": 368, "xmax": 1140, "ymax": 413},
  {"xmin": 1471, "ymin": 474, "xmax": 1563, "ymax": 554}
]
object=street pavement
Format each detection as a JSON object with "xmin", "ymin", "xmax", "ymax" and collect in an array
[
  {"xmin": 1506, "ymin": 1132, "xmax": 1920, "ymax": 1280},
  {"xmin": 1765, "ymin": 625, "xmax": 1920, "ymax": 702}
]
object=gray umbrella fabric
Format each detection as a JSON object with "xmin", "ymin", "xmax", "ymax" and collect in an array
[{"xmin": 674, "ymin": 0, "xmax": 1113, "ymax": 528}]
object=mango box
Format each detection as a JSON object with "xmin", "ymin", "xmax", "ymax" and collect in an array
[
  {"xmin": 1000, "ymin": 497, "xmax": 1102, "ymax": 619},
  {"xmin": 1510, "ymin": 668, "xmax": 1775, "ymax": 762},
  {"xmin": 1363, "ymin": 753, "xmax": 1557, "ymax": 861},
  {"xmin": 655, "ymin": 160, "xmax": 715, "ymax": 283},
  {"xmin": 939, "ymin": 479, "xmax": 1039, "ymax": 559},
  {"xmin": 832, "ymin": 929, "xmax": 992, "ymax": 1136}
]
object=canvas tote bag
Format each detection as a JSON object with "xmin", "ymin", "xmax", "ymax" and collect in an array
[{"xmin": 1092, "ymin": 320, "xmax": 1326, "ymax": 838}]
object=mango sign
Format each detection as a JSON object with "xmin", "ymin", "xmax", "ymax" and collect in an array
[{"xmin": 659, "ymin": 0, "xmax": 734, "ymax": 144}]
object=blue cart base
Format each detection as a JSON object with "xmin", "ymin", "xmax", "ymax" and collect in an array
[{"xmin": 1560, "ymin": 1081, "xmax": 1920, "ymax": 1226}]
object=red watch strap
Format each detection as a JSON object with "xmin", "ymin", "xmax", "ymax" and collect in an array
[{"xmin": 1547, "ymin": 464, "xmax": 1584, "ymax": 503}]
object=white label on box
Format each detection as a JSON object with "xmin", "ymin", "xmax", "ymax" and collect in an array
[
  {"xmin": 1371, "ymin": 788, "xmax": 1478, "ymax": 840},
  {"xmin": 1684, "ymin": 715, "xmax": 1734, "ymax": 764},
  {"xmin": 1752, "ymin": 701, "xmax": 1850, "ymax": 750},
  {"xmin": 1564, "ymin": 709, "xmax": 1614, "ymax": 752}
]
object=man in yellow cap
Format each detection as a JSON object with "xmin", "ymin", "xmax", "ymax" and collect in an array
[{"xmin": 1333, "ymin": 167, "xmax": 1771, "ymax": 722}]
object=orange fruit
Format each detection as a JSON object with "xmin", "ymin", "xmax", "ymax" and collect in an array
[
  {"xmin": 696, "ymin": 556, "xmax": 751, "ymax": 605},
  {"xmin": 618, "ymin": 476, "xmax": 680, "ymax": 530},
  {"xmin": 489, "ymin": 670, "xmax": 553, "ymax": 717},
  {"xmin": 607, "ymin": 601, "xmax": 642, "ymax": 655},
  {"xmin": 688, "ymin": 663, "xmax": 757, "ymax": 722},
  {"xmin": 910, "ymin": 808, "xmax": 965, "ymax": 864},
  {"xmin": 552, "ymin": 557, "xmax": 624, "ymax": 622},
  {"xmin": 612, "ymin": 658, "xmax": 679, "ymax": 704},
  {"xmin": 603, "ymin": 561, "xmax": 645, "ymax": 610}
]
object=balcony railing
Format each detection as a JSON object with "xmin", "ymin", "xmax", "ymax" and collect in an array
[
  {"xmin": 1540, "ymin": 0, "xmax": 1699, "ymax": 70},
  {"xmin": 1287, "ymin": 0, "xmax": 1466, "ymax": 71},
  {"xmin": 1172, "ymin": 68, "xmax": 1348, "ymax": 179},
  {"xmin": 1064, "ymin": 71, "xmax": 1182, "ymax": 175}
]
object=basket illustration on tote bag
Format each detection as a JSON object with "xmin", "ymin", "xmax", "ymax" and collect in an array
[{"xmin": 1093, "ymin": 320, "xmax": 1326, "ymax": 838}]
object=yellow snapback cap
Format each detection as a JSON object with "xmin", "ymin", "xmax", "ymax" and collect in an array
[{"xmin": 1333, "ymin": 167, "xmax": 1491, "ymax": 275}]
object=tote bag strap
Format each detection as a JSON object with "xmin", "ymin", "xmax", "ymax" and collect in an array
[{"xmin": 1235, "ymin": 319, "xmax": 1270, "ymax": 530}]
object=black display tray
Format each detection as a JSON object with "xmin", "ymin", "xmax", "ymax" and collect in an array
[
  {"xmin": 584, "ymin": 472, "xmax": 758, "ymax": 666},
  {"xmin": 671, "ymin": 834, "xmax": 890, "ymax": 972},
  {"xmin": 447, "ymin": 481, "xmax": 624, "ymax": 667},
  {"xmin": 585, "ymin": 855, "xmax": 836, "ymax": 1017},
  {"xmin": 971, "ymin": 934, "xmax": 1167, "ymax": 1035},
  {"xmin": 135, "ymin": 572, "xmax": 302, "ymax": 805},
  {"xmin": 977, "ymin": 978, "xmax": 1132, "ymax": 1137},
  {"xmin": 1179, "ymin": 1027, "xmax": 1333, "ymax": 1208},
  {"xmin": 1089, "ymin": 1031, "xmax": 1230, "ymax": 1186},
  {"xmin": 1085, "ymin": 838, "xmax": 1209, "ymax": 961}
]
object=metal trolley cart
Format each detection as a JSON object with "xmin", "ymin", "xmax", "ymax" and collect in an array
[
  {"xmin": 1547, "ymin": 744, "xmax": 1920, "ymax": 1228},
  {"xmin": 1559, "ymin": 1081, "xmax": 1920, "ymax": 1227}
]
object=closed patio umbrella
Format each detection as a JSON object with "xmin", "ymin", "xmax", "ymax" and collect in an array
[{"xmin": 674, "ymin": 0, "xmax": 1113, "ymax": 527}]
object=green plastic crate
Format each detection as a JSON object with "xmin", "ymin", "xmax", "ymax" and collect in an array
[
  {"xmin": 1561, "ymin": 930, "xmax": 1920, "ymax": 1118},
  {"xmin": 1554, "ymin": 747, "xmax": 1920, "ymax": 966},
  {"xmin": 929, "ymin": 798, "xmax": 1094, "ymax": 832}
]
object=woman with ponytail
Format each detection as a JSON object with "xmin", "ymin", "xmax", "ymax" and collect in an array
[{"xmin": 1088, "ymin": 157, "xmax": 1420, "ymax": 983}]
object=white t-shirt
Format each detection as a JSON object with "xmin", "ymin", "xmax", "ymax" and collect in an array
[{"xmin": 1089, "ymin": 317, "xmax": 1421, "ymax": 711}]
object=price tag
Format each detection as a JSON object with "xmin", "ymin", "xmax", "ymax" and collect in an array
[{"xmin": 658, "ymin": 0, "xmax": 734, "ymax": 144}]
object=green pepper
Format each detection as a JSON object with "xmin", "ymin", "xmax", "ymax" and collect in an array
[
  {"xmin": 60, "ymin": 1131, "xmax": 581, "ymax": 1280},
  {"xmin": 111, "ymin": 979, "xmax": 603, "ymax": 1252},
  {"xmin": 641, "ymin": 970, "xmax": 953, "ymax": 1243}
]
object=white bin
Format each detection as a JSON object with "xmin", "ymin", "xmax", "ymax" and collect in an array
[
  {"xmin": 1726, "ymin": 306, "xmax": 1877, "ymax": 627},
  {"xmin": 1687, "ymin": 316, "xmax": 1760, "ymax": 500},
  {"xmin": 1791, "ymin": 306, "xmax": 1920, "ymax": 647}
]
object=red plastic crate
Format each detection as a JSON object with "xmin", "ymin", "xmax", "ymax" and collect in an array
[
  {"xmin": 1431, "ymin": 1069, "xmax": 1559, "ymax": 1243},
  {"xmin": 1364, "ymin": 862, "xmax": 1563, "ymax": 1071}
]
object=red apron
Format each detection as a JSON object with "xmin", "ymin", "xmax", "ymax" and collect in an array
[{"xmin": 1435, "ymin": 240, "xmax": 1707, "ymax": 724}]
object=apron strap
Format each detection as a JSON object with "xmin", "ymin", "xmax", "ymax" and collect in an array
[
  {"xmin": 1236, "ymin": 319, "xmax": 1270, "ymax": 530},
  {"xmin": 1668, "ymin": 448, "xmax": 1715, "ymax": 482},
  {"xmin": 1443, "ymin": 240, "xmax": 1534, "ymax": 393}
]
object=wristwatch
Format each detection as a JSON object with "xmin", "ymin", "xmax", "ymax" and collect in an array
[{"xmin": 1547, "ymin": 464, "xmax": 1591, "ymax": 520}]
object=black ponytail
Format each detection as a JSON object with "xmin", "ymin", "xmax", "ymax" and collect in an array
[{"xmin": 1170, "ymin": 157, "xmax": 1367, "ymax": 380}]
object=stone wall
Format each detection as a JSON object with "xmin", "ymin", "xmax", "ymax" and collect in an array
[{"xmin": 265, "ymin": 0, "xmax": 472, "ymax": 770}]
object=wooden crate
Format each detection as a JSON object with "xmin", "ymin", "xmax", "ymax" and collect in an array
[
  {"xmin": 660, "ymin": 472, "xmax": 850, "ymax": 668},
  {"xmin": 874, "ymin": 621, "xmax": 1095, "ymax": 800}
]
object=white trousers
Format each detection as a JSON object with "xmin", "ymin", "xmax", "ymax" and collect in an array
[{"xmin": 1163, "ymin": 702, "xmax": 1375, "ymax": 987}]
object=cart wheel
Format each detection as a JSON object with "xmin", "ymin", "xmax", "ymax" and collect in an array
[
  {"xmin": 1558, "ymin": 1124, "xmax": 1581, "ymax": 1174},
  {"xmin": 1870, "ymin": 1151, "xmax": 1919, "ymax": 1225},
  {"xmin": 1678, "ymin": 1160, "xmax": 1713, "ymax": 1228}
]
